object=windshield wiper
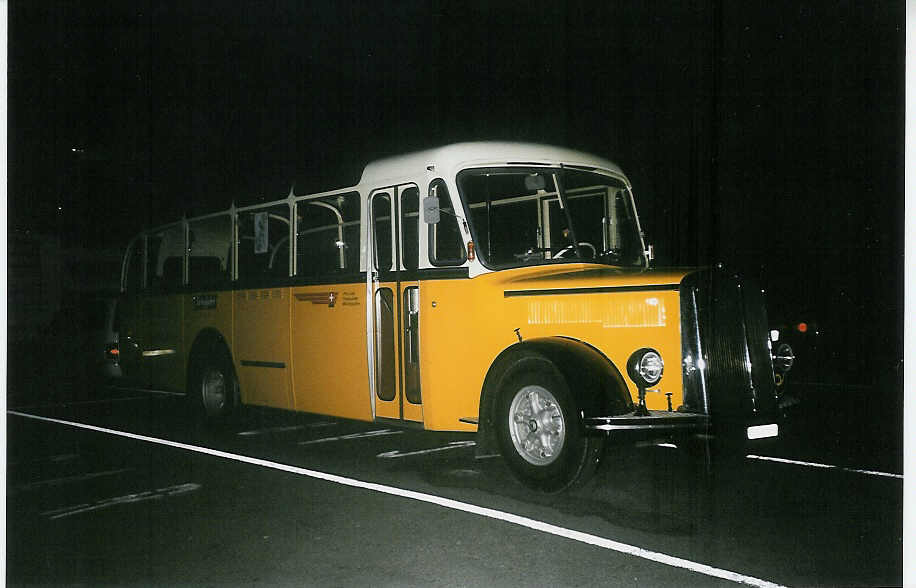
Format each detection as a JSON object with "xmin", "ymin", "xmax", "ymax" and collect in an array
[{"xmin": 552, "ymin": 171, "xmax": 584, "ymax": 260}]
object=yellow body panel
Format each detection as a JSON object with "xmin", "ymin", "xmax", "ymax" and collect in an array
[
  {"xmin": 290, "ymin": 284, "xmax": 373, "ymax": 421},
  {"xmin": 233, "ymin": 288, "xmax": 292, "ymax": 409},
  {"xmin": 418, "ymin": 265, "xmax": 689, "ymax": 431},
  {"xmin": 124, "ymin": 264, "xmax": 690, "ymax": 434}
]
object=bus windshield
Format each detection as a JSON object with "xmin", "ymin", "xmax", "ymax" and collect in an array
[{"xmin": 456, "ymin": 167, "xmax": 645, "ymax": 268}]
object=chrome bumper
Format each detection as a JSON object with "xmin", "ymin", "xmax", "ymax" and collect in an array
[{"xmin": 584, "ymin": 410, "xmax": 709, "ymax": 434}]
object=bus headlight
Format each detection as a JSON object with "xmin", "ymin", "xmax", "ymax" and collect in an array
[
  {"xmin": 627, "ymin": 348, "xmax": 664, "ymax": 388},
  {"xmin": 773, "ymin": 343, "xmax": 795, "ymax": 373}
]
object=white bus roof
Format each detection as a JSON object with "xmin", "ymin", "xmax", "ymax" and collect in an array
[{"xmin": 358, "ymin": 142, "xmax": 627, "ymax": 187}]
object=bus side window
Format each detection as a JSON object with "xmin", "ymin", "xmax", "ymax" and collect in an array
[
  {"xmin": 372, "ymin": 192, "xmax": 393, "ymax": 271},
  {"xmin": 124, "ymin": 237, "xmax": 145, "ymax": 292},
  {"xmin": 147, "ymin": 225, "xmax": 184, "ymax": 291},
  {"xmin": 237, "ymin": 205, "xmax": 290, "ymax": 283},
  {"xmin": 428, "ymin": 179, "xmax": 466, "ymax": 266},
  {"xmin": 400, "ymin": 186, "xmax": 419, "ymax": 271},
  {"xmin": 188, "ymin": 214, "xmax": 231, "ymax": 290},
  {"xmin": 296, "ymin": 191, "xmax": 360, "ymax": 279}
]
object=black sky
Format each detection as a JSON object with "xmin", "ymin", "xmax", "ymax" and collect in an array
[{"xmin": 8, "ymin": 1, "xmax": 905, "ymax": 378}]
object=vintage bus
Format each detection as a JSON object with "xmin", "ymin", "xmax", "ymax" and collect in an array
[{"xmin": 118, "ymin": 142, "xmax": 794, "ymax": 491}]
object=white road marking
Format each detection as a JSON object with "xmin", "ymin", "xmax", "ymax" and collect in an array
[
  {"xmin": 634, "ymin": 441, "xmax": 678, "ymax": 449},
  {"xmin": 8, "ymin": 453, "xmax": 80, "ymax": 467},
  {"xmin": 239, "ymin": 421, "xmax": 338, "ymax": 436},
  {"xmin": 9, "ymin": 410, "xmax": 785, "ymax": 587},
  {"xmin": 746, "ymin": 455, "xmax": 903, "ymax": 479},
  {"xmin": 238, "ymin": 425, "xmax": 306, "ymax": 436},
  {"xmin": 634, "ymin": 443, "xmax": 901, "ymax": 480},
  {"xmin": 111, "ymin": 386, "xmax": 186, "ymax": 397},
  {"xmin": 50, "ymin": 453, "xmax": 80, "ymax": 462},
  {"xmin": 11, "ymin": 396, "xmax": 150, "ymax": 411},
  {"xmin": 41, "ymin": 483, "xmax": 201, "ymax": 520},
  {"xmin": 66, "ymin": 396, "xmax": 150, "ymax": 406},
  {"xmin": 298, "ymin": 429, "xmax": 403, "ymax": 445},
  {"xmin": 377, "ymin": 441, "xmax": 476, "ymax": 459},
  {"xmin": 12, "ymin": 468, "xmax": 133, "ymax": 493}
]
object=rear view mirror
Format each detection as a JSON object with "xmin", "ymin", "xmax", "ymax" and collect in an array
[{"xmin": 423, "ymin": 196, "xmax": 440, "ymax": 224}]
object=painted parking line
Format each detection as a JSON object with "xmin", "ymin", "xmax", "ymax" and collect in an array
[
  {"xmin": 11, "ymin": 396, "xmax": 150, "ymax": 411},
  {"xmin": 298, "ymin": 429, "xmax": 403, "ymax": 445},
  {"xmin": 636, "ymin": 443, "xmax": 902, "ymax": 480},
  {"xmin": 238, "ymin": 421, "xmax": 339, "ymax": 436},
  {"xmin": 41, "ymin": 483, "xmax": 201, "ymax": 520},
  {"xmin": 111, "ymin": 386, "xmax": 186, "ymax": 397},
  {"xmin": 238, "ymin": 425, "xmax": 307, "ymax": 436},
  {"xmin": 65, "ymin": 396, "xmax": 151, "ymax": 406},
  {"xmin": 746, "ymin": 455, "xmax": 903, "ymax": 480},
  {"xmin": 11, "ymin": 468, "xmax": 133, "ymax": 494},
  {"xmin": 8, "ymin": 410, "xmax": 785, "ymax": 588},
  {"xmin": 8, "ymin": 453, "xmax": 80, "ymax": 467},
  {"xmin": 377, "ymin": 441, "xmax": 476, "ymax": 459}
]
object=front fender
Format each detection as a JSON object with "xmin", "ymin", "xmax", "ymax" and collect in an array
[{"xmin": 476, "ymin": 337, "xmax": 632, "ymax": 456}]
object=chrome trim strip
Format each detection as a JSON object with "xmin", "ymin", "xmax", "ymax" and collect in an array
[
  {"xmin": 584, "ymin": 410, "xmax": 709, "ymax": 432},
  {"xmin": 691, "ymin": 287, "xmax": 710, "ymax": 413},
  {"xmin": 141, "ymin": 349, "xmax": 177, "ymax": 357},
  {"xmin": 504, "ymin": 284, "xmax": 679, "ymax": 298},
  {"xmin": 588, "ymin": 423, "xmax": 702, "ymax": 432}
]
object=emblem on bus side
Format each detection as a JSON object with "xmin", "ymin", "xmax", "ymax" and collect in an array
[
  {"xmin": 192, "ymin": 294, "xmax": 218, "ymax": 310},
  {"xmin": 341, "ymin": 292, "xmax": 359, "ymax": 307},
  {"xmin": 294, "ymin": 292, "xmax": 339, "ymax": 308}
]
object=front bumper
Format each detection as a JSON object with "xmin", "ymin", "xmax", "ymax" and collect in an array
[
  {"xmin": 584, "ymin": 409, "xmax": 780, "ymax": 442},
  {"xmin": 584, "ymin": 410, "xmax": 709, "ymax": 434}
]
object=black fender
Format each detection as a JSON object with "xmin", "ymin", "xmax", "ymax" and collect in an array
[
  {"xmin": 476, "ymin": 337, "xmax": 633, "ymax": 457},
  {"xmin": 186, "ymin": 328, "xmax": 236, "ymax": 394}
]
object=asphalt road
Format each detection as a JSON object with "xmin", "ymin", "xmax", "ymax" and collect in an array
[{"xmin": 6, "ymin": 383, "xmax": 903, "ymax": 587}]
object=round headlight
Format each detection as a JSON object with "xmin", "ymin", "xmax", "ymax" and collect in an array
[
  {"xmin": 627, "ymin": 348, "xmax": 664, "ymax": 387},
  {"xmin": 773, "ymin": 343, "xmax": 795, "ymax": 373}
]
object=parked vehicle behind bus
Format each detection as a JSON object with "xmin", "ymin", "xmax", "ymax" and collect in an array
[{"xmin": 118, "ymin": 142, "xmax": 793, "ymax": 491}]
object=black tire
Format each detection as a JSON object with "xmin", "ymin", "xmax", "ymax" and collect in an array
[
  {"xmin": 188, "ymin": 346, "xmax": 238, "ymax": 422},
  {"xmin": 495, "ymin": 353, "xmax": 603, "ymax": 492}
]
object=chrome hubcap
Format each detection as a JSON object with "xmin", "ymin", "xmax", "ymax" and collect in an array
[
  {"xmin": 201, "ymin": 368, "xmax": 226, "ymax": 415},
  {"xmin": 508, "ymin": 385, "xmax": 566, "ymax": 466}
]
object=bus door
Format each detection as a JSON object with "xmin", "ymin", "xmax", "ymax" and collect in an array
[
  {"xmin": 370, "ymin": 184, "xmax": 423, "ymax": 424},
  {"xmin": 143, "ymin": 227, "xmax": 185, "ymax": 392}
]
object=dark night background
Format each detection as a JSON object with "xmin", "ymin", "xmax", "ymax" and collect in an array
[{"xmin": 8, "ymin": 2, "xmax": 904, "ymax": 390}]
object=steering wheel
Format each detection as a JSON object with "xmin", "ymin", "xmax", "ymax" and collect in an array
[{"xmin": 554, "ymin": 242, "xmax": 597, "ymax": 259}]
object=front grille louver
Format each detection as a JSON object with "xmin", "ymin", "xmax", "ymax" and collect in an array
[{"xmin": 680, "ymin": 269, "xmax": 778, "ymax": 420}]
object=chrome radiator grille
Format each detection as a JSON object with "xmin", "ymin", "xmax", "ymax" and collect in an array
[{"xmin": 680, "ymin": 270, "xmax": 778, "ymax": 419}]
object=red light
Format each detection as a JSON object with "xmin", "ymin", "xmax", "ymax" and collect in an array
[
  {"xmin": 467, "ymin": 241, "xmax": 475, "ymax": 261},
  {"xmin": 796, "ymin": 322, "xmax": 808, "ymax": 333}
]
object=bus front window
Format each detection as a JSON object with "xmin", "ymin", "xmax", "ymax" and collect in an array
[{"xmin": 456, "ymin": 168, "xmax": 645, "ymax": 268}]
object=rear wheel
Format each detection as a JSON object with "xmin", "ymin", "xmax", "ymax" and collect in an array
[
  {"xmin": 189, "ymin": 347, "xmax": 237, "ymax": 422},
  {"xmin": 495, "ymin": 354, "xmax": 603, "ymax": 492}
]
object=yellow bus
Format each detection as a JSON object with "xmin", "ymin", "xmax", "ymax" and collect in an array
[{"xmin": 118, "ymin": 142, "xmax": 793, "ymax": 491}]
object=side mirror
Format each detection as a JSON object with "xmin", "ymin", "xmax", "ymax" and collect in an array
[{"xmin": 423, "ymin": 196, "xmax": 440, "ymax": 224}]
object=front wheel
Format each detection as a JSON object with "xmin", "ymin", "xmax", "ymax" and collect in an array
[{"xmin": 495, "ymin": 355, "xmax": 603, "ymax": 492}]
